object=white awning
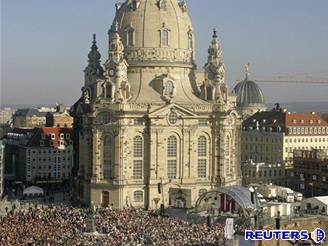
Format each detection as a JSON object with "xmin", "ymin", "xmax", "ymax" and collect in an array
[{"xmin": 23, "ymin": 186, "xmax": 44, "ymax": 196}]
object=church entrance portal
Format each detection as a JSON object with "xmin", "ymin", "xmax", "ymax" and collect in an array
[{"xmin": 169, "ymin": 188, "xmax": 191, "ymax": 208}]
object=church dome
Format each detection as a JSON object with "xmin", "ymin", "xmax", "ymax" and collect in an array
[
  {"xmin": 233, "ymin": 80, "xmax": 265, "ymax": 107},
  {"xmin": 110, "ymin": 0, "xmax": 195, "ymax": 68}
]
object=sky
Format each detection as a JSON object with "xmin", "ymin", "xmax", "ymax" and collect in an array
[{"xmin": 1, "ymin": 0, "xmax": 328, "ymax": 106}]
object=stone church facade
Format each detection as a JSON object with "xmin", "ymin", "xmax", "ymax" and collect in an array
[{"xmin": 72, "ymin": 0, "xmax": 242, "ymax": 209}]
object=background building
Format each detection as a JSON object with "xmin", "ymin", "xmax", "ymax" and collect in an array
[
  {"xmin": 241, "ymin": 105, "xmax": 328, "ymax": 186},
  {"xmin": 13, "ymin": 109, "xmax": 47, "ymax": 128},
  {"xmin": 241, "ymin": 161, "xmax": 289, "ymax": 186},
  {"xmin": 0, "ymin": 108, "xmax": 16, "ymax": 125},
  {"xmin": 3, "ymin": 128, "xmax": 73, "ymax": 185},
  {"xmin": 292, "ymin": 149, "xmax": 328, "ymax": 197},
  {"xmin": 72, "ymin": 0, "xmax": 242, "ymax": 209},
  {"xmin": 46, "ymin": 104, "xmax": 73, "ymax": 128}
]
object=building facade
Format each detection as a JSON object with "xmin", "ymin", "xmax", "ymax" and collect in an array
[
  {"xmin": 0, "ymin": 108, "xmax": 16, "ymax": 125},
  {"xmin": 46, "ymin": 104, "xmax": 73, "ymax": 128},
  {"xmin": 13, "ymin": 109, "xmax": 47, "ymax": 128},
  {"xmin": 72, "ymin": 0, "xmax": 242, "ymax": 209},
  {"xmin": 292, "ymin": 149, "xmax": 328, "ymax": 197},
  {"xmin": 241, "ymin": 161, "xmax": 289, "ymax": 187},
  {"xmin": 3, "ymin": 128, "xmax": 73, "ymax": 184},
  {"xmin": 241, "ymin": 105, "xmax": 328, "ymax": 186}
]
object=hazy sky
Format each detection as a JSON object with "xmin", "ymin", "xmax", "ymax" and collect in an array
[{"xmin": 1, "ymin": 0, "xmax": 328, "ymax": 106}]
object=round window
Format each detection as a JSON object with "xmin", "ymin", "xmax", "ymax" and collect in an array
[{"xmin": 168, "ymin": 112, "xmax": 178, "ymax": 125}]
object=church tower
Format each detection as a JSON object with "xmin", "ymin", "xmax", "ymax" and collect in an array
[{"xmin": 72, "ymin": 0, "xmax": 242, "ymax": 209}]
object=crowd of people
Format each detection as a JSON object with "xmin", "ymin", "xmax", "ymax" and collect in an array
[{"xmin": 0, "ymin": 205, "xmax": 226, "ymax": 245}]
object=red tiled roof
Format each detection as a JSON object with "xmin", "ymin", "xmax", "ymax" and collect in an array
[
  {"xmin": 285, "ymin": 113, "xmax": 328, "ymax": 127},
  {"xmin": 28, "ymin": 127, "xmax": 73, "ymax": 148}
]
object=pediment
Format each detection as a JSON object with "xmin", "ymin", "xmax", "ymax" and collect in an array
[{"xmin": 148, "ymin": 103, "xmax": 198, "ymax": 118}]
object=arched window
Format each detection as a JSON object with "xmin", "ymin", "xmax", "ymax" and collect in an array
[
  {"xmin": 167, "ymin": 136, "xmax": 177, "ymax": 179},
  {"xmin": 133, "ymin": 136, "xmax": 143, "ymax": 158},
  {"xmin": 197, "ymin": 136, "xmax": 207, "ymax": 178},
  {"xmin": 133, "ymin": 136, "xmax": 143, "ymax": 179},
  {"xmin": 125, "ymin": 28, "xmax": 134, "ymax": 47},
  {"xmin": 105, "ymin": 83, "xmax": 112, "ymax": 99},
  {"xmin": 206, "ymin": 85, "xmax": 213, "ymax": 101},
  {"xmin": 225, "ymin": 135, "xmax": 231, "ymax": 176},
  {"xmin": 163, "ymin": 80, "xmax": 174, "ymax": 96},
  {"xmin": 161, "ymin": 29, "xmax": 169, "ymax": 46},
  {"xmin": 103, "ymin": 135, "xmax": 114, "ymax": 179},
  {"xmin": 102, "ymin": 191, "xmax": 110, "ymax": 207},
  {"xmin": 134, "ymin": 190, "xmax": 143, "ymax": 203}
]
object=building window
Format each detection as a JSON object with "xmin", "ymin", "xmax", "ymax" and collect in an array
[
  {"xmin": 106, "ymin": 83, "xmax": 112, "ymax": 99},
  {"xmin": 163, "ymin": 80, "xmax": 174, "ymax": 96},
  {"xmin": 133, "ymin": 160, "xmax": 143, "ymax": 179},
  {"xmin": 167, "ymin": 135, "xmax": 177, "ymax": 179},
  {"xmin": 103, "ymin": 135, "xmax": 114, "ymax": 179},
  {"xmin": 60, "ymin": 133, "xmax": 64, "ymax": 139},
  {"xmin": 134, "ymin": 190, "xmax": 143, "ymax": 203},
  {"xmin": 168, "ymin": 112, "xmax": 178, "ymax": 125},
  {"xmin": 125, "ymin": 28, "xmax": 134, "ymax": 47},
  {"xmin": 161, "ymin": 29, "xmax": 169, "ymax": 46},
  {"xmin": 133, "ymin": 136, "xmax": 143, "ymax": 158},
  {"xmin": 168, "ymin": 136, "xmax": 177, "ymax": 157},
  {"xmin": 197, "ymin": 159, "xmax": 206, "ymax": 178},
  {"xmin": 133, "ymin": 136, "xmax": 143, "ymax": 179},
  {"xmin": 225, "ymin": 135, "xmax": 232, "ymax": 176},
  {"xmin": 198, "ymin": 136, "xmax": 207, "ymax": 157},
  {"xmin": 167, "ymin": 160, "xmax": 177, "ymax": 179},
  {"xmin": 66, "ymin": 133, "xmax": 70, "ymax": 139},
  {"xmin": 198, "ymin": 120, "xmax": 208, "ymax": 126}
]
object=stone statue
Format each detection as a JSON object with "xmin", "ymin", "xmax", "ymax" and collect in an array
[
  {"xmin": 245, "ymin": 62, "xmax": 251, "ymax": 80},
  {"xmin": 83, "ymin": 89, "xmax": 90, "ymax": 104}
]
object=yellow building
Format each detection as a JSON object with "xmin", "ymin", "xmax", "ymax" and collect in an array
[
  {"xmin": 72, "ymin": 0, "xmax": 242, "ymax": 209},
  {"xmin": 13, "ymin": 109, "xmax": 47, "ymax": 128},
  {"xmin": 241, "ymin": 105, "xmax": 328, "ymax": 186}
]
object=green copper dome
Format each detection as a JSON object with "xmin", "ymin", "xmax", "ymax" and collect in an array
[{"xmin": 233, "ymin": 79, "xmax": 265, "ymax": 107}]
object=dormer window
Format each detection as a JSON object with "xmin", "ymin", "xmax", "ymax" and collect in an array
[
  {"xmin": 160, "ymin": 28, "xmax": 169, "ymax": 47},
  {"xmin": 125, "ymin": 27, "xmax": 135, "ymax": 47}
]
